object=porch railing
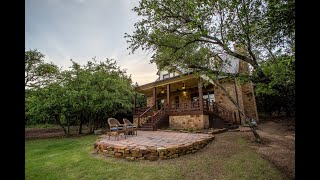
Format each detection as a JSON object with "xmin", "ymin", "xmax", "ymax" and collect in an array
[
  {"xmin": 134, "ymin": 106, "xmax": 151, "ymax": 116},
  {"xmin": 137, "ymin": 105, "xmax": 155, "ymax": 127},
  {"xmin": 171, "ymin": 101, "xmax": 201, "ymax": 112},
  {"xmin": 152, "ymin": 104, "xmax": 168, "ymax": 129},
  {"xmin": 135, "ymin": 100, "xmax": 237, "ymax": 125},
  {"xmin": 212, "ymin": 102, "xmax": 237, "ymax": 124},
  {"xmin": 170, "ymin": 99, "xmax": 212, "ymax": 112}
]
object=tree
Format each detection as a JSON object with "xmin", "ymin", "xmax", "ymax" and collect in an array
[
  {"xmin": 255, "ymin": 54, "xmax": 295, "ymax": 117},
  {"xmin": 125, "ymin": 0, "xmax": 294, "ymax": 142},
  {"xmin": 25, "ymin": 54, "xmax": 136, "ymax": 135},
  {"xmin": 26, "ymin": 82, "xmax": 71, "ymax": 135},
  {"xmin": 61, "ymin": 58, "xmax": 135, "ymax": 134},
  {"xmin": 25, "ymin": 49, "xmax": 60, "ymax": 88},
  {"xmin": 125, "ymin": 0, "xmax": 294, "ymax": 79}
]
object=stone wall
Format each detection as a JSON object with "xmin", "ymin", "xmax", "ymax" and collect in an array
[
  {"xmin": 147, "ymin": 96, "xmax": 153, "ymax": 107},
  {"xmin": 241, "ymin": 82, "xmax": 259, "ymax": 121},
  {"xmin": 169, "ymin": 115, "xmax": 209, "ymax": 129},
  {"xmin": 213, "ymin": 80, "xmax": 245, "ymax": 124},
  {"xmin": 133, "ymin": 117, "xmax": 138, "ymax": 125},
  {"xmin": 95, "ymin": 135, "xmax": 215, "ymax": 161},
  {"xmin": 133, "ymin": 117, "xmax": 150, "ymax": 126}
]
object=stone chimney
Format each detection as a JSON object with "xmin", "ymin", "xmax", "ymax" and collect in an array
[
  {"xmin": 233, "ymin": 43, "xmax": 250, "ymax": 75},
  {"xmin": 233, "ymin": 43, "xmax": 259, "ymax": 121}
]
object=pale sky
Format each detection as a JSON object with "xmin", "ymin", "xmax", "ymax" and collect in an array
[{"xmin": 25, "ymin": 0, "xmax": 158, "ymax": 85}]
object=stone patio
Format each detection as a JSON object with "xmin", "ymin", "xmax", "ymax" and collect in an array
[{"xmin": 94, "ymin": 130, "xmax": 215, "ymax": 161}]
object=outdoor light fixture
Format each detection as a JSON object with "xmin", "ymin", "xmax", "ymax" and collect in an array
[
  {"xmin": 161, "ymin": 89, "xmax": 165, "ymax": 93},
  {"xmin": 182, "ymin": 83, "xmax": 186, "ymax": 90}
]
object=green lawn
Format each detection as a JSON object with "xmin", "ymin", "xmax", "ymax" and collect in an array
[{"xmin": 26, "ymin": 133, "xmax": 284, "ymax": 180}]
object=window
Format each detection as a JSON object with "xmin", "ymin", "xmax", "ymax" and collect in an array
[
  {"xmin": 190, "ymin": 93, "xmax": 199, "ymax": 102},
  {"xmin": 204, "ymin": 91, "xmax": 215, "ymax": 102},
  {"xmin": 163, "ymin": 74, "xmax": 170, "ymax": 79}
]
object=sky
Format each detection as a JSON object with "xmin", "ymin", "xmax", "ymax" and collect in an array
[{"xmin": 25, "ymin": 0, "xmax": 158, "ymax": 85}]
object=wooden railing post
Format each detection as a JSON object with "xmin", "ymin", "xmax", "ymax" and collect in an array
[
  {"xmin": 206, "ymin": 100, "xmax": 209, "ymax": 111},
  {"xmin": 198, "ymin": 80, "xmax": 204, "ymax": 111},
  {"xmin": 134, "ymin": 93, "xmax": 137, "ymax": 114}
]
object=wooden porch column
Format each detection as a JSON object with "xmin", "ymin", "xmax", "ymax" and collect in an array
[
  {"xmin": 198, "ymin": 79, "xmax": 204, "ymax": 111},
  {"xmin": 153, "ymin": 87, "xmax": 157, "ymax": 110},
  {"xmin": 167, "ymin": 84, "xmax": 170, "ymax": 111},
  {"xmin": 134, "ymin": 93, "xmax": 137, "ymax": 114}
]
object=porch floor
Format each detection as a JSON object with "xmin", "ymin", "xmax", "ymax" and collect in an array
[{"xmin": 94, "ymin": 130, "xmax": 215, "ymax": 160}]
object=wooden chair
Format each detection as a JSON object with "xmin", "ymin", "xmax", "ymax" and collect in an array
[
  {"xmin": 123, "ymin": 118, "xmax": 138, "ymax": 136},
  {"xmin": 107, "ymin": 118, "xmax": 127, "ymax": 140}
]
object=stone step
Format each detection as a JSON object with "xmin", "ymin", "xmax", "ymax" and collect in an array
[
  {"xmin": 213, "ymin": 122, "xmax": 231, "ymax": 126},
  {"xmin": 142, "ymin": 123, "xmax": 153, "ymax": 126},
  {"xmin": 138, "ymin": 127, "xmax": 154, "ymax": 131}
]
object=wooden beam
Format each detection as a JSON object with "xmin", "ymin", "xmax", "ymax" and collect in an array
[
  {"xmin": 234, "ymin": 79, "xmax": 242, "ymax": 124},
  {"xmin": 167, "ymin": 84, "xmax": 170, "ymax": 111},
  {"xmin": 134, "ymin": 93, "xmax": 137, "ymax": 114},
  {"xmin": 198, "ymin": 79, "xmax": 204, "ymax": 111},
  {"xmin": 153, "ymin": 87, "xmax": 157, "ymax": 110},
  {"xmin": 136, "ymin": 74, "xmax": 197, "ymax": 91}
]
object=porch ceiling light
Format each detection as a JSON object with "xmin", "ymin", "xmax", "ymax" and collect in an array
[
  {"xmin": 182, "ymin": 83, "xmax": 186, "ymax": 90},
  {"xmin": 161, "ymin": 89, "xmax": 165, "ymax": 93}
]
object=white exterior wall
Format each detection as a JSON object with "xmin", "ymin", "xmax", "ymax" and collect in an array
[{"xmin": 158, "ymin": 70, "xmax": 179, "ymax": 80}]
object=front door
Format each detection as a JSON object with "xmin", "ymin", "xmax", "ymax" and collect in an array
[{"xmin": 157, "ymin": 99, "xmax": 165, "ymax": 110}]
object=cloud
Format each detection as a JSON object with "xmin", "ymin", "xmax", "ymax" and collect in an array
[
  {"xmin": 26, "ymin": 0, "xmax": 157, "ymax": 85},
  {"xmin": 73, "ymin": 0, "xmax": 86, "ymax": 3}
]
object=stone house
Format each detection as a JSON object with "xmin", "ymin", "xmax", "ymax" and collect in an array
[{"xmin": 133, "ymin": 48, "xmax": 258, "ymax": 130}]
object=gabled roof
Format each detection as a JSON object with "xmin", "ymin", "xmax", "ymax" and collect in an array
[{"xmin": 156, "ymin": 54, "xmax": 239, "ymax": 77}]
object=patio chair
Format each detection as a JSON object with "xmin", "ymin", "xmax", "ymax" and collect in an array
[
  {"xmin": 107, "ymin": 118, "xmax": 127, "ymax": 140},
  {"xmin": 123, "ymin": 118, "xmax": 138, "ymax": 136}
]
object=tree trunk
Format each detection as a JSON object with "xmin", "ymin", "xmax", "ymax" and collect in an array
[
  {"xmin": 54, "ymin": 115, "xmax": 68, "ymax": 136},
  {"xmin": 78, "ymin": 113, "xmax": 83, "ymax": 134},
  {"xmin": 67, "ymin": 124, "xmax": 70, "ymax": 136},
  {"xmin": 213, "ymin": 79, "xmax": 262, "ymax": 143}
]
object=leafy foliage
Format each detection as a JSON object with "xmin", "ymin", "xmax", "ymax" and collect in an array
[
  {"xmin": 126, "ymin": 0, "xmax": 295, "ymax": 118},
  {"xmin": 256, "ymin": 55, "xmax": 295, "ymax": 116},
  {"xmin": 25, "ymin": 51, "xmax": 135, "ymax": 135},
  {"xmin": 25, "ymin": 49, "xmax": 60, "ymax": 88},
  {"xmin": 125, "ymin": 0, "xmax": 294, "ymax": 80}
]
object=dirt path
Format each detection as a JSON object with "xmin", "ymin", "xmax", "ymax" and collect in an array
[
  {"xmin": 25, "ymin": 126, "xmax": 90, "ymax": 139},
  {"xmin": 247, "ymin": 119, "xmax": 295, "ymax": 179}
]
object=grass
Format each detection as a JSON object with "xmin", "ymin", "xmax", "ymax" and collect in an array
[{"xmin": 26, "ymin": 133, "xmax": 284, "ymax": 180}]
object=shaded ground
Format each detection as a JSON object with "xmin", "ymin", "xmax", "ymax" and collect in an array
[
  {"xmin": 25, "ymin": 126, "xmax": 89, "ymax": 139},
  {"xmin": 245, "ymin": 117, "xmax": 295, "ymax": 179}
]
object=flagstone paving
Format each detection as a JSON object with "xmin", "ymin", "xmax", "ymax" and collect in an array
[{"xmin": 95, "ymin": 130, "xmax": 215, "ymax": 160}]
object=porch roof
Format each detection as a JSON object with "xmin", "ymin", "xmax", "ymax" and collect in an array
[
  {"xmin": 135, "ymin": 73, "xmax": 199, "ymax": 95},
  {"xmin": 135, "ymin": 72, "xmax": 228, "ymax": 96}
]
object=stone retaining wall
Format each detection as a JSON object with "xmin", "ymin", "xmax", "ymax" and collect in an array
[
  {"xmin": 169, "ymin": 115, "xmax": 209, "ymax": 129},
  {"xmin": 94, "ymin": 136, "xmax": 215, "ymax": 161}
]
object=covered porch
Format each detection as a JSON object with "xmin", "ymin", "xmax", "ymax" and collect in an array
[
  {"xmin": 133, "ymin": 74, "xmax": 238, "ymax": 130},
  {"xmin": 134, "ymin": 74, "xmax": 213, "ymax": 114}
]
